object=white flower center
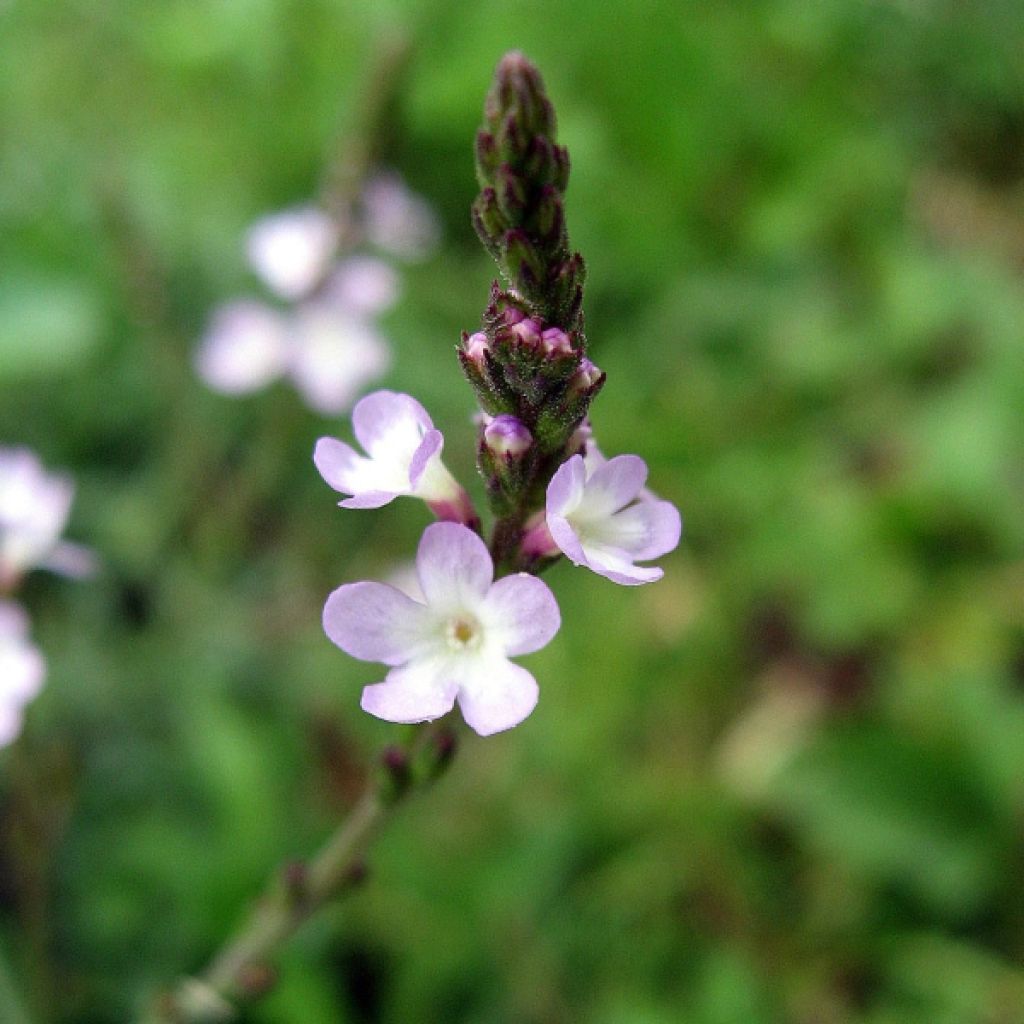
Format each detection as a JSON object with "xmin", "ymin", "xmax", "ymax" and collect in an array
[{"xmin": 444, "ymin": 615, "xmax": 482, "ymax": 651}]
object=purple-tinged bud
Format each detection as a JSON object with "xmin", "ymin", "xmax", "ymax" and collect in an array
[
  {"xmin": 503, "ymin": 305, "xmax": 526, "ymax": 325},
  {"xmin": 484, "ymin": 415, "xmax": 533, "ymax": 457},
  {"xmin": 379, "ymin": 744, "xmax": 412, "ymax": 804},
  {"xmin": 464, "ymin": 331, "xmax": 489, "ymax": 364},
  {"xmin": 541, "ymin": 327, "xmax": 572, "ymax": 357},
  {"xmin": 570, "ymin": 357, "xmax": 604, "ymax": 393},
  {"xmin": 508, "ymin": 316, "xmax": 542, "ymax": 349}
]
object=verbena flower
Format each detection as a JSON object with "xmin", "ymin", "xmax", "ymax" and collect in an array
[
  {"xmin": 314, "ymin": 390, "xmax": 474, "ymax": 522},
  {"xmin": 246, "ymin": 206, "xmax": 338, "ymax": 301},
  {"xmin": 0, "ymin": 447, "xmax": 96, "ymax": 590},
  {"xmin": 0, "ymin": 601, "xmax": 45, "ymax": 748},
  {"xmin": 196, "ymin": 291, "xmax": 392, "ymax": 415},
  {"xmin": 323, "ymin": 522, "xmax": 559, "ymax": 736},
  {"xmin": 545, "ymin": 453, "xmax": 681, "ymax": 585}
]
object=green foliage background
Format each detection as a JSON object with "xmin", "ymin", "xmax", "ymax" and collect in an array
[{"xmin": 2, "ymin": 1, "xmax": 1024, "ymax": 1021}]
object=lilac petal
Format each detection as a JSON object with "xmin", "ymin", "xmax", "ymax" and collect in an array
[
  {"xmin": 546, "ymin": 455, "xmax": 587, "ymax": 517},
  {"xmin": 351, "ymin": 391, "xmax": 432, "ymax": 458},
  {"xmin": 361, "ymin": 659, "xmax": 458, "ymax": 724},
  {"xmin": 338, "ymin": 490, "xmax": 399, "ymax": 510},
  {"xmin": 579, "ymin": 543, "xmax": 664, "ymax": 586},
  {"xmin": 322, "ymin": 582, "xmax": 433, "ymax": 666},
  {"xmin": 546, "ymin": 511, "xmax": 588, "ymax": 566},
  {"xmin": 606, "ymin": 500, "xmax": 682, "ymax": 560},
  {"xmin": 326, "ymin": 257, "xmax": 400, "ymax": 317},
  {"xmin": 42, "ymin": 541, "xmax": 99, "ymax": 579},
  {"xmin": 415, "ymin": 522, "xmax": 493, "ymax": 609},
  {"xmin": 0, "ymin": 601, "xmax": 29, "ymax": 640},
  {"xmin": 0, "ymin": 626, "xmax": 45, "ymax": 704},
  {"xmin": 482, "ymin": 574, "xmax": 561, "ymax": 657},
  {"xmin": 314, "ymin": 437, "xmax": 367, "ymax": 494},
  {"xmin": 288, "ymin": 308, "xmax": 391, "ymax": 415},
  {"xmin": 580, "ymin": 455, "xmax": 648, "ymax": 518},
  {"xmin": 408, "ymin": 429, "xmax": 444, "ymax": 490},
  {"xmin": 195, "ymin": 300, "xmax": 288, "ymax": 394},
  {"xmin": 457, "ymin": 658, "xmax": 539, "ymax": 736},
  {"xmin": 246, "ymin": 206, "xmax": 337, "ymax": 300}
]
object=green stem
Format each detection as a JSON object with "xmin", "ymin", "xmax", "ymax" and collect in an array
[{"xmin": 143, "ymin": 725, "xmax": 452, "ymax": 1022}]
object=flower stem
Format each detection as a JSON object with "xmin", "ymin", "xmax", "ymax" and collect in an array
[{"xmin": 142, "ymin": 723, "xmax": 455, "ymax": 1022}]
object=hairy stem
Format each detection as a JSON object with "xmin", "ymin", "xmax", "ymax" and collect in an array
[{"xmin": 143, "ymin": 724, "xmax": 454, "ymax": 1022}]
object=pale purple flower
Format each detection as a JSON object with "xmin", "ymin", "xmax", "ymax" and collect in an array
[
  {"xmin": 195, "ymin": 300, "xmax": 290, "ymax": 396},
  {"xmin": 362, "ymin": 173, "xmax": 441, "ymax": 262},
  {"xmin": 0, "ymin": 447, "xmax": 96, "ymax": 589},
  {"xmin": 323, "ymin": 522, "xmax": 559, "ymax": 736},
  {"xmin": 545, "ymin": 453, "xmax": 681, "ymax": 585},
  {"xmin": 246, "ymin": 206, "xmax": 338, "ymax": 300},
  {"xmin": 0, "ymin": 601, "xmax": 45, "ymax": 748},
  {"xmin": 314, "ymin": 391, "xmax": 475, "ymax": 523},
  {"xmin": 196, "ymin": 298, "xmax": 391, "ymax": 415}
]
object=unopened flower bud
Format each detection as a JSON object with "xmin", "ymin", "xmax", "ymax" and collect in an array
[
  {"xmin": 570, "ymin": 357, "xmax": 604, "ymax": 393},
  {"xmin": 464, "ymin": 331, "xmax": 489, "ymax": 364},
  {"xmin": 508, "ymin": 316, "xmax": 542, "ymax": 349},
  {"xmin": 541, "ymin": 326, "xmax": 572, "ymax": 357},
  {"xmin": 484, "ymin": 415, "xmax": 532, "ymax": 457}
]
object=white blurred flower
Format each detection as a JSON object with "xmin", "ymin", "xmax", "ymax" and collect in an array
[
  {"xmin": 246, "ymin": 206, "xmax": 339, "ymax": 300},
  {"xmin": 194, "ymin": 300, "xmax": 290, "ymax": 395},
  {"xmin": 361, "ymin": 173, "xmax": 441, "ymax": 262},
  {"xmin": 0, "ymin": 447, "xmax": 96, "ymax": 589},
  {"xmin": 323, "ymin": 256, "xmax": 400, "ymax": 318},
  {"xmin": 287, "ymin": 303, "xmax": 391, "ymax": 416},
  {"xmin": 0, "ymin": 601, "xmax": 45, "ymax": 748},
  {"xmin": 196, "ymin": 296, "xmax": 391, "ymax": 416}
]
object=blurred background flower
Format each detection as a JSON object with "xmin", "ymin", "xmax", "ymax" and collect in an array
[{"xmin": 1, "ymin": 2, "xmax": 1023, "ymax": 1022}]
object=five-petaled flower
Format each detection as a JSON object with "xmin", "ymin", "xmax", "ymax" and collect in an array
[
  {"xmin": 0, "ymin": 601, "xmax": 45, "ymax": 748},
  {"xmin": 323, "ymin": 522, "xmax": 559, "ymax": 736},
  {"xmin": 545, "ymin": 453, "xmax": 681, "ymax": 585},
  {"xmin": 314, "ymin": 391, "xmax": 475, "ymax": 524}
]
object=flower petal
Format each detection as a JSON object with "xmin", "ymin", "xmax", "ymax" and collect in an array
[
  {"xmin": 314, "ymin": 438, "xmax": 373, "ymax": 494},
  {"xmin": 546, "ymin": 511, "xmax": 588, "ymax": 566},
  {"xmin": 481, "ymin": 574, "xmax": 561, "ymax": 656},
  {"xmin": 456, "ymin": 658, "xmax": 539, "ymax": 736},
  {"xmin": 288, "ymin": 307, "xmax": 391, "ymax": 415},
  {"xmin": 351, "ymin": 391, "xmax": 432, "ymax": 460},
  {"xmin": 578, "ymin": 542, "xmax": 664, "ymax": 586},
  {"xmin": 576, "ymin": 455, "xmax": 647, "ymax": 519},
  {"xmin": 360, "ymin": 658, "xmax": 458, "ymax": 724},
  {"xmin": 326, "ymin": 257, "xmax": 400, "ymax": 317},
  {"xmin": 416, "ymin": 522, "xmax": 493, "ymax": 609},
  {"xmin": 546, "ymin": 455, "xmax": 587, "ymax": 517},
  {"xmin": 408, "ymin": 429, "xmax": 444, "ymax": 491},
  {"xmin": 322, "ymin": 582, "xmax": 434, "ymax": 666},
  {"xmin": 246, "ymin": 206, "xmax": 337, "ymax": 300},
  {"xmin": 195, "ymin": 300, "xmax": 288, "ymax": 394},
  {"xmin": 588, "ymin": 500, "xmax": 682, "ymax": 560}
]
